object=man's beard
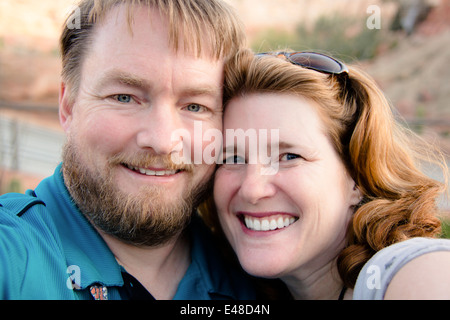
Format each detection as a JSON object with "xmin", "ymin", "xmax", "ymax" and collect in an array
[{"xmin": 61, "ymin": 142, "xmax": 212, "ymax": 247}]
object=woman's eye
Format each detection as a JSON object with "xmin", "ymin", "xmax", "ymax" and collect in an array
[
  {"xmin": 185, "ymin": 104, "xmax": 205, "ymax": 112},
  {"xmin": 115, "ymin": 94, "xmax": 132, "ymax": 103},
  {"xmin": 280, "ymin": 153, "xmax": 301, "ymax": 161},
  {"xmin": 223, "ymin": 155, "xmax": 245, "ymax": 164}
]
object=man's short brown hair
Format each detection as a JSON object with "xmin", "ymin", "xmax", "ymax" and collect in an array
[{"xmin": 60, "ymin": 0, "xmax": 246, "ymax": 102}]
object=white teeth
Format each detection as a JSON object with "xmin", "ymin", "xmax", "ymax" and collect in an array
[
  {"xmin": 284, "ymin": 217, "xmax": 291, "ymax": 227},
  {"xmin": 269, "ymin": 219, "xmax": 277, "ymax": 230},
  {"xmin": 243, "ymin": 215, "xmax": 297, "ymax": 231},
  {"xmin": 127, "ymin": 165, "xmax": 177, "ymax": 176},
  {"xmin": 244, "ymin": 216, "xmax": 253, "ymax": 229},
  {"xmin": 277, "ymin": 217, "xmax": 284, "ymax": 229}
]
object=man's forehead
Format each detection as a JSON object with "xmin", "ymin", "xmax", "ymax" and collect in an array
[{"xmin": 91, "ymin": 3, "xmax": 223, "ymax": 61}]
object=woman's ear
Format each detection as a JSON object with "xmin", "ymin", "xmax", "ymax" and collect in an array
[
  {"xmin": 349, "ymin": 182, "xmax": 363, "ymax": 207},
  {"xmin": 59, "ymin": 82, "xmax": 74, "ymax": 133}
]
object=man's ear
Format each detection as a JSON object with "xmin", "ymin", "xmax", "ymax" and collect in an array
[{"xmin": 59, "ymin": 82, "xmax": 74, "ymax": 133}]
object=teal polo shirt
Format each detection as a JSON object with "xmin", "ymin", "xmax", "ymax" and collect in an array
[{"xmin": 0, "ymin": 164, "xmax": 256, "ymax": 300}]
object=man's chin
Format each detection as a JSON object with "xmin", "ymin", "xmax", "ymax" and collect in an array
[
  {"xmin": 81, "ymin": 187, "xmax": 194, "ymax": 247},
  {"xmin": 62, "ymin": 142, "xmax": 212, "ymax": 246}
]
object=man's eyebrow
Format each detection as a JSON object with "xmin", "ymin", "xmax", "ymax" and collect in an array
[
  {"xmin": 95, "ymin": 70, "xmax": 149, "ymax": 90},
  {"xmin": 95, "ymin": 70, "xmax": 220, "ymax": 97}
]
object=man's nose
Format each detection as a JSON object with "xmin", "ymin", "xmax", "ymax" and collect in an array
[{"xmin": 136, "ymin": 104, "xmax": 183, "ymax": 155}]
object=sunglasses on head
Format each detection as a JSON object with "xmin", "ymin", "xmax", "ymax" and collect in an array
[{"xmin": 256, "ymin": 51, "xmax": 349, "ymax": 76}]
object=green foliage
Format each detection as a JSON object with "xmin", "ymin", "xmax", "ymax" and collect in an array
[
  {"xmin": 251, "ymin": 14, "xmax": 386, "ymax": 63},
  {"xmin": 6, "ymin": 178, "xmax": 22, "ymax": 193},
  {"xmin": 251, "ymin": 28, "xmax": 299, "ymax": 53},
  {"xmin": 442, "ymin": 219, "xmax": 450, "ymax": 239}
]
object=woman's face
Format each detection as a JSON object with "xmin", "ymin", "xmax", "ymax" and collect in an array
[{"xmin": 214, "ymin": 92, "xmax": 361, "ymax": 279}]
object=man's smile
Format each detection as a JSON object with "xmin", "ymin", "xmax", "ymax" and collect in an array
[{"xmin": 125, "ymin": 164, "xmax": 180, "ymax": 176}]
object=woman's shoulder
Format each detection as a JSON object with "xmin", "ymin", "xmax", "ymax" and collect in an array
[{"xmin": 353, "ymin": 237, "xmax": 450, "ymax": 299}]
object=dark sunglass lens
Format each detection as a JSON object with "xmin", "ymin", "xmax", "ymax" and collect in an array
[{"xmin": 289, "ymin": 53, "xmax": 343, "ymax": 74}]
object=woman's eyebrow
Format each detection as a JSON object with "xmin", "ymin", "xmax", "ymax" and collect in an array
[
  {"xmin": 222, "ymin": 145, "xmax": 237, "ymax": 154},
  {"xmin": 277, "ymin": 141, "xmax": 294, "ymax": 149}
]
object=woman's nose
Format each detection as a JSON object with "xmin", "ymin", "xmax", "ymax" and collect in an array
[{"xmin": 238, "ymin": 164, "xmax": 276, "ymax": 205}]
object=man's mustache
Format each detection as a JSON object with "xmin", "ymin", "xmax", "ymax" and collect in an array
[{"xmin": 108, "ymin": 152, "xmax": 195, "ymax": 173}]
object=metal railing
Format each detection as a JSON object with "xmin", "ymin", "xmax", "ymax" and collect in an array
[{"xmin": 0, "ymin": 115, "xmax": 65, "ymax": 177}]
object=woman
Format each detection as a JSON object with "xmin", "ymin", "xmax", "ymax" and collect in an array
[{"xmin": 209, "ymin": 49, "xmax": 450, "ymax": 299}]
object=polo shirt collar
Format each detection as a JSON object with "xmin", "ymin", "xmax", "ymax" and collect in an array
[{"xmin": 34, "ymin": 165, "xmax": 124, "ymax": 289}]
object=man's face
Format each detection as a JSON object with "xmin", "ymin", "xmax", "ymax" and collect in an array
[{"xmin": 59, "ymin": 5, "xmax": 224, "ymax": 246}]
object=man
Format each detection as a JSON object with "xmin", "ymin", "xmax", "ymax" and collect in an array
[{"xmin": 0, "ymin": 0, "xmax": 255, "ymax": 300}]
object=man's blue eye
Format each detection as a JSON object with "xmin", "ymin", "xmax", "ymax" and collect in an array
[
  {"xmin": 116, "ymin": 94, "xmax": 132, "ymax": 103},
  {"xmin": 186, "ymin": 104, "xmax": 204, "ymax": 112}
]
